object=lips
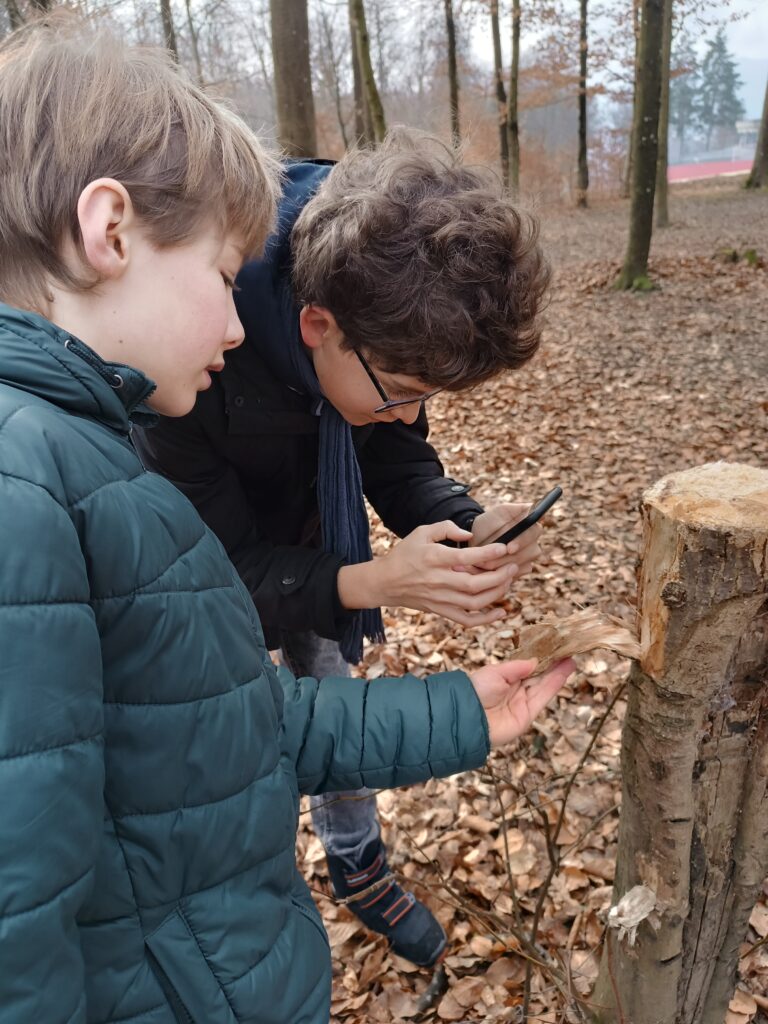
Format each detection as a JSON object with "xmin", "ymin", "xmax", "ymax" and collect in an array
[{"xmin": 205, "ymin": 363, "xmax": 225, "ymax": 373}]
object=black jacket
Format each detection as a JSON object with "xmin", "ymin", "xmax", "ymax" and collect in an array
[{"xmin": 134, "ymin": 161, "xmax": 482, "ymax": 649}]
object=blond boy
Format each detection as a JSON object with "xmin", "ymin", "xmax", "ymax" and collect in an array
[{"xmin": 0, "ymin": 16, "xmax": 572, "ymax": 1023}]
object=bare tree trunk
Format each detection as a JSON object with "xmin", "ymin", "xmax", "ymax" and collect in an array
[
  {"xmin": 591, "ymin": 462, "xmax": 768, "ymax": 1024},
  {"xmin": 270, "ymin": 0, "xmax": 317, "ymax": 158},
  {"xmin": 507, "ymin": 0, "xmax": 520, "ymax": 190},
  {"xmin": 318, "ymin": 9, "xmax": 350, "ymax": 151},
  {"xmin": 183, "ymin": 0, "xmax": 204, "ymax": 86},
  {"xmin": 159, "ymin": 0, "xmax": 178, "ymax": 61},
  {"xmin": 443, "ymin": 0, "xmax": 460, "ymax": 147},
  {"xmin": 348, "ymin": 0, "xmax": 372, "ymax": 145},
  {"xmin": 490, "ymin": 0, "xmax": 508, "ymax": 182},
  {"xmin": 4, "ymin": 0, "xmax": 23, "ymax": 28},
  {"xmin": 621, "ymin": 0, "xmax": 641, "ymax": 199},
  {"xmin": 655, "ymin": 0, "xmax": 673, "ymax": 226},
  {"xmin": 615, "ymin": 0, "xmax": 664, "ymax": 290},
  {"xmin": 576, "ymin": 0, "xmax": 589, "ymax": 207},
  {"xmin": 349, "ymin": 0, "xmax": 386, "ymax": 143},
  {"xmin": 745, "ymin": 74, "xmax": 768, "ymax": 189}
]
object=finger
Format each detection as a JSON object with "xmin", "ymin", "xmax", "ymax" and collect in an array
[
  {"xmin": 470, "ymin": 552, "xmax": 519, "ymax": 573},
  {"xmin": 524, "ymin": 659, "xmax": 576, "ymax": 718},
  {"xmin": 429, "ymin": 602, "xmax": 507, "ymax": 627},
  {"xmin": 504, "ymin": 523, "xmax": 542, "ymax": 557},
  {"xmin": 420, "ymin": 520, "xmax": 474, "ymax": 545},
  {"xmin": 452, "ymin": 563, "xmax": 517, "ymax": 596},
  {"xmin": 493, "ymin": 658, "xmax": 540, "ymax": 684},
  {"xmin": 449, "ymin": 542, "xmax": 509, "ymax": 568},
  {"xmin": 429, "ymin": 584, "xmax": 510, "ymax": 614}
]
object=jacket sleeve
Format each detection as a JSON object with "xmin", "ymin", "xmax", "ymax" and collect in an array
[
  {"xmin": 278, "ymin": 666, "xmax": 490, "ymax": 795},
  {"xmin": 358, "ymin": 405, "xmax": 484, "ymax": 538},
  {"xmin": 0, "ymin": 474, "xmax": 104, "ymax": 1023},
  {"xmin": 133, "ymin": 413, "xmax": 353, "ymax": 642}
]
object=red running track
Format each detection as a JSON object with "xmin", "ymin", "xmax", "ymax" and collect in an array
[{"xmin": 669, "ymin": 159, "xmax": 753, "ymax": 182}]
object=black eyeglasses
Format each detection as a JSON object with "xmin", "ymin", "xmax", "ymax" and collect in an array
[{"xmin": 353, "ymin": 349, "xmax": 442, "ymax": 414}]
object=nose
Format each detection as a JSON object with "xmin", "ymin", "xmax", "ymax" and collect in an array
[
  {"xmin": 225, "ymin": 299, "xmax": 245, "ymax": 351},
  {"xmin": 392, "ymin": 402, "xmax": 422, "ymax": 426}
]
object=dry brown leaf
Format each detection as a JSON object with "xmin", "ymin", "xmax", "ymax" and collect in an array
[
  {"xmin": 436, "ymin": 991, "xmax": 468, "ymax": 1021},
  {"xmin": 512, "ymin": 609, "xmax": 640, "ymax": 672},
  {"xmin": 326, "ymin": 920, "xmax": 363, "ymax": 947},
  {"xmin": 730, "ymin": 988, "xmax": 758, "ymax": 1015},
  {"xmin": 460, "ymin": 814, "xmax": 498, "ymax": 835},
  {"xmin": 748, "ymin": 902, "xmax": 768, "ymax": 938},
  {"xmin": 451, "ymin": 976, "xmax": 488, "ymax": 1008}
]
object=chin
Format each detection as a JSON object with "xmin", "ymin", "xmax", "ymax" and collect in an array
[{"xmin": 147, "ymin": 392, "xmax": 196, "ymax": 418}]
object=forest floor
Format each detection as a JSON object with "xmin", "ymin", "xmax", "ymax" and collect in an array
[{"xmin": 296, "ymin": 178, "xmax": 768, "ymax": 1023}]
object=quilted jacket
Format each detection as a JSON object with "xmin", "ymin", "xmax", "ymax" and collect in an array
[{"xmin": 0, "ymin": 304, "xmax": 491, "ymax": 1024}]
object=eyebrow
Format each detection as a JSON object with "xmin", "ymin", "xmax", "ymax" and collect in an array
[{"xmin": 382, "ymin": 376, "xmax": 430, "ymax": 397}]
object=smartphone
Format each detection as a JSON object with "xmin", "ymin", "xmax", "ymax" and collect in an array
[{"xmin": 487, "ymin": 486, "xmax": 563, "ymax": 545}]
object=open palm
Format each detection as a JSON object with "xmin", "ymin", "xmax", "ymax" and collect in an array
[{"xmin": 469, "ymin": 658, "xmax": 575, "ymax": 747}]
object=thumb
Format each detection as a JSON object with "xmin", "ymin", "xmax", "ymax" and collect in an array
[
  {"xmin": 496, "ymin": 658, "xmax": 540, "ymax": 684},
  {"xmin": 422, "ymin": 520, "xmax": 474, "ymax": 545}
]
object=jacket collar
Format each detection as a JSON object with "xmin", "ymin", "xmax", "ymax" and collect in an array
[{"xmin": 0, "ymin": 304, "xmax": 157, "ymax": 432}]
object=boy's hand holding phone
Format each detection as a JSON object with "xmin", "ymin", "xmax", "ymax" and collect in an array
[
  {"xmin": 469, "ymin": 503, "xmax": 543, "ymax": 576},
  {"xmin": 467, "ymin": 487, "xmax": 563, "ymax": 577}
]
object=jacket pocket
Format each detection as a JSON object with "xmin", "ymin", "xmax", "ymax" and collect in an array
[
  {"xmin": 291, "ymin": 895, "xmax": 330, "ymax": 949},
  {"xmin": 145, "ymin": 909, "xmax": 237, "ymax": 1024}
]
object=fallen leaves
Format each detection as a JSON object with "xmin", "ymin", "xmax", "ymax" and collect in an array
[{"xmin": 299, "ymin": 181, "xmax": 768, "ymax": 1022}]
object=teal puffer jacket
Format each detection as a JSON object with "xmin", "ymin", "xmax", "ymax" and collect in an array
[{"xmin": 0, "ymin": 305, "xmax": 491, "ymax": 1024}]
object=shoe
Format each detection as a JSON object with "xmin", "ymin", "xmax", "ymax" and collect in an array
[{"xmin": 326, "ymin": 839, "xmax": 447, "ymax": 968}]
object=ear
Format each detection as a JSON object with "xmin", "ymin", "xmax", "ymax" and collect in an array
[
  {"xmin": 76, "ymin": 178, "xmax": 136, "ymax": 281},
  {"xmin": 299, "ymin": 305, "xmax": 342, "ymax": 350}
]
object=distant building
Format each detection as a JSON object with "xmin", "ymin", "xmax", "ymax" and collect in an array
[{"xmin": 736, "ymin": 119, "xmax": 760, "ymax": 146}]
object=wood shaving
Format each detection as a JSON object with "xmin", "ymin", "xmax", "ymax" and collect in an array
[{"xmin": 512, "ymin": 608, "xmax": 641, "ymax": 673}]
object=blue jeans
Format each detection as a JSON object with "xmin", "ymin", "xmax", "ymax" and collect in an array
[{"xmin": 280, "ymin": 631, "xmax": 380, "ymax": 869}]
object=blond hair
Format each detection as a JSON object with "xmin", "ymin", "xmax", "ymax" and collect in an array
[{"xmin": 0, "ymin": 12, "xmax": 281, "ymax": 312}]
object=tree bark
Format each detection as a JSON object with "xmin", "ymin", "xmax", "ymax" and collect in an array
[
  {"xmin": 348, "ymin": 0, "xmax": 373, "ymax": 145},
  {"xmin": 745, "ymin": 74, "xmax": 768, "ymax": 189},
  {"xmin": 507, "ymin": 0, "xmax": 520, "ymax": 191},
  {"xmin": 4, "ymin": 0, "xmax": 23, "ymax": 28},
  {"xmin": 591, "ymin": 462, "xmax": 768, "ymax": 1024},
  {"xmin": 319, "ymin": 8, "xmax": 349, "ymax": 151},
  {"xmin": 576, "ymin": 0, "xmax": 589, "ymax": 207},
  {"xmin": 621, "ymin": 0, "xmax": 641, "ymax": 199},
  {"xmin": 270, "ymin": 0, "xmax": 317, "ymax": 158},
  {"xmin": 443, "ymin": 0, "xmax": 460, "ymax": 147},
  {"xmin": 159, "ymin": 0, "xmax": 178, "ymax": 62},
  {"xmin": 349, "ymin": 0, "xmax": 386, "ymax": 143},
  {"xmin": 655, "ymin": 0, "xmax": 673, "ymax": 226},
  {"xmin": 615, "ymin": 0, "xmax": 664, "ymax": 291},
  {"xmin": 183, "ymin": 0, "xmax": 204, "ymax": 87},
  {"xmin": 490, "ymin": 0, "xmax": 508, "ymax": 182}
]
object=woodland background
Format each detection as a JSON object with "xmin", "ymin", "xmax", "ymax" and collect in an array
[{"xmin": 2, "ymin": 0, "xmax": 767, "ymax": 1020}]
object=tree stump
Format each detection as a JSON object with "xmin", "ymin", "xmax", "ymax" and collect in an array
[{"xmin": 592, "ymin": 463, "xmax": 768, "ymax": 1024}]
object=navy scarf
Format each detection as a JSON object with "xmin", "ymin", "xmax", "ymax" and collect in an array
[{"xmin": 236, "ymin": 161, "xmax": 385, "ymax": 665}]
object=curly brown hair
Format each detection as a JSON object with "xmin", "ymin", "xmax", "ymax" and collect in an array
[{"xmin": 291, "ymin": 128, "xmax": 550, "ymax": 390}]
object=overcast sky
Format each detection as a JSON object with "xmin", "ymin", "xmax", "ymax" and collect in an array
[{"xmin": 470, "ymin": 0, "xmax": 768, "ymax": 118}]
